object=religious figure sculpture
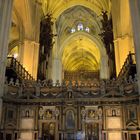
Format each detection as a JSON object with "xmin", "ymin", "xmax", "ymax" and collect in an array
[
  {"xmin": 89, "ymin": 110, "xmax": 95, "ymax": 118},
  {"xmin": 9, "ymin": 78, "xmax": 14, "ymax": 85},
  {"xmin": 45, "ymin": 110, "xmax": 52, "ymax": 118},
  {"xmin": 66, "ymin": 110, "xmax": 75, "ymax": 129},
  {"xmin": 39, "ymin": 107, "xmax": 44, "ymax": 119}
]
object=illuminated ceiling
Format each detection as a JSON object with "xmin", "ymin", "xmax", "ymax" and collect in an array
[
  {"xmin": 56, "ymin": 5, "xmax": 101, "ymax": 44},
  {"xmin": 41, "ymin": 0, "xmax": 111, "ymax": 19},
  {"xmin": 62, "ymin": 36, "xmax": 100, "ymax": 72},
  {"xmin": 41, "ymin": 0, "xmax": 111, "ymax": 72}
]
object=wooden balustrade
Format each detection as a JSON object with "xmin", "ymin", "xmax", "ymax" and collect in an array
[
  {"xmin": 7, "ymin": 57, "xmax": 34, "ymax": 80},
  {"xmin": 117, "ymin": 53, "xmax": 136, "ymax": 80}
]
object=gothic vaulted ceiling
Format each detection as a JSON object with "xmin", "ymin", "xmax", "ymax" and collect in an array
[
  {"xmin": 41, "ymin": 0, "xmax": 111, "ymax": 19},
  {"xmin": 62, "ymin": 35, "xmax": 100, "ymax": 71},
  {"xmin": 41, "ymin": 0, "xmax": 111, "ymax": 72}
]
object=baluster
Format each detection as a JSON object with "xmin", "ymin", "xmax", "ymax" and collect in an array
[
  {"xmin": 19, "ymin": 64, "xmax": 22, "ymax": 75},
  {"xmin": 24, "ymin": 71, "xmax": 27, "ymax": 79},
  {"xmin": 14, "ymin": 58, "xmax": 16, "ymax": 68},
  {"xmin": 17, "ymin": 62, "xmax": 19, "ymax": 74},
  {"xmin": 15, "ymin": 60, "xmax": 18, "ymax": 71},
  {"xmin": 10, "ymin": 57, "xmax": 14, "ymax": 67},
  {"xmin": 23, "ymin": 68, "xmax": 26, "ymax": 79},
  {"xmin": 22, "ymin": 68, "xmax": 25, "ymax": 79}
]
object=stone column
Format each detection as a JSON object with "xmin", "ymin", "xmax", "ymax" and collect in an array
[
  {"xmin": 47, "ymin": 49, "xmax": 53, "ymax": 79},
  {"xmin": 19, "ymin": 1, "xmax": 41, "ymax": 80},
  {"xmin": 21, "ymin": 40, "xmax": 39, "ymax": 80},
  {"xmin": 129, "ymin": 0, "xmax": 140, "ymax": 102},
  {"xmin": 52, "ymin": 58, "xmax": 62, "ymax": 83},
  {"xmin": 112, "ymin": 0, "xmax": 134, "ymax": 76},
  {"xmin": 100, "ymin": 55, "xmax": 109, "ymax": 79},
  {"xmin": 0, "ymin": 0, "xmax": 13, "ymax": 125},
  {"xmin": 50, "ymin": 20, "xmax": 58, "ymax": 81}
]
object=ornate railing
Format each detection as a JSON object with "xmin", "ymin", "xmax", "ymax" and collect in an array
[
  {"xmin": 7, "ymin": 57, "xmax": 34, "ymax": 81},
  {"xmin": 3, "ymin": 75, "xmax": 138, "ymax": 104},
  {"xmin": 117, "ymin": 53, "xmax": 136, "ymax": 80}
]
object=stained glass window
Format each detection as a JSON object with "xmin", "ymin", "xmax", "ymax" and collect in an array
[{"xmin": 77, "ymin": 23, "xmax": 84, "ymax": 31}]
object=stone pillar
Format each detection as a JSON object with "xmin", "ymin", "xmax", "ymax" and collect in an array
[
  {"xmin": 34, "ymin": 0, "xmax": 41, "ymax": 43},
  {"xmin": 19, "ymin": 1, "xmax": 41, "ymax": 80},
  {"xmin": 20, "ymin": 40, "xmax": 39, "ymax": 80},
  {"xmin": 129, "ymin": 0, "xmax": 140, "ymax": 102},
  {"xmin": 47, "ymin": 49, "xmax": 53, "ymax": 79},
  {"xmin": 114, "ymin": 39, "xmax": 121, "ymax": 76},
  {"xmin": 50, "ymin": 20, "xmax": 58, "ymax": 81},
  {"xmin": 112, "ymin": 0, "xmax": 134, "ymax": 76},
  {"xmin": 100, "ymin": 55, "xmax": 109, "ymax": 79},
  {"xmin": 0, "ymin": 0, "xmax": 13, "ymax": 125},
  {"xmin": 52, "ymin": 58, "xmax": 62, "ymax": 83}
]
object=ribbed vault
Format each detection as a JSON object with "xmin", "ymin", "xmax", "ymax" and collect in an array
[
  {"xmin": 62, "ymin": 36, "xmax": 100, "ymax": 72},
  {"xmin": 41, "ymin": 0, "xmax": 111, "ymax": 19},
  {"xmin": 43, "ymin": 0, "xmax": 111, "ymax": 80}
]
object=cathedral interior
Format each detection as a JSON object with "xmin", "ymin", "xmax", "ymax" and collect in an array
[{"xmin": 0, "ymin": 0, "xmax": 140, "ymax": 140}]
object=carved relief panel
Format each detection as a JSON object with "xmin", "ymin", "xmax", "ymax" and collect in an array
[
  {"xmin": 105, "ymin": 106, "xmax": 122, "ymax": 130},
  {"xmin": 81, "ymin": 106, "xmax": 103, "ymax": 121},
  {"xmin": 39, "ymin": 106, "xmax": 59, "ymax": 120},
  {"xmin": 81, "ymin": 106, "xmax": 103, "ymax": 140},
  {"xmin": 106, "ymin": 107, "xmax": 121, "ymax": 117}
]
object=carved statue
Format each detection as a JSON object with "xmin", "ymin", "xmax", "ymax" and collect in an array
[
  {"xmin": 48, "ymin": 79, "xmax": 53, "ymax": 87},
  {"xmin": 55, "ymin": 80, "xmax": 60, "ymax": 87},
  {"xmin": 42, "ymin": 79, "xmax": 47, "ymax": 87},
  {"xmin": 68, "ymin": 81, "xmax": 72, "ymax": 89},
  {"xmin": 15, "ymin": 79, "xmax": 20, "ymax": 86},
  {"xmin": 128, "ymin": 75, "xmax": 134, "ymax": 83},
  {"xmin": 45, "ymin": 110, "xmax": 52, "ymax": 118},
  {"xmin": 54, "ymin": 108, "xmax": 59, "ymax": 117},
  {"xmin": 75, "ymin": 80, "xmax": 79, "ymax": 87},
  {"xmin": 134, "ymin": 74, "xmax": 137, "ymax": 82},
  {"xmin": 9, "ymin": 78, "xmax": 14, "ymax": 86},
  {"xmin": 25, "ymin": 110, "xmax": 30, "ymax": 117},
  {"xmin": 89, "ymin": 110, "xmax": 95, "ymax": 118},
  {"xmin": 62, "ymin": 80, "xmax": 66, "ymax": 88},
  {"xmin": 100, "ymin": 80, "xmax": 106, "ymax": 94},
  {"xmin": 81, "ymin": 108, "xmax": 86, "ymax": 120},
  {"xmin": 39, "ymin": 107, "xmax": 44, "ymax": 119},
  {"xmin": 98, "ymin": 106, "xmax": 102, "ymax": 118},
  {"xmin": 112, "ymin": 109, "xmax": 116, "ymax": 116},
  {"xmin": 35, "ymin": 80, "xmax": 41, "ymax": 96},
  {"xmin": 66, "ymin": 110, "xmax": 75, "ymax": 129}
]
